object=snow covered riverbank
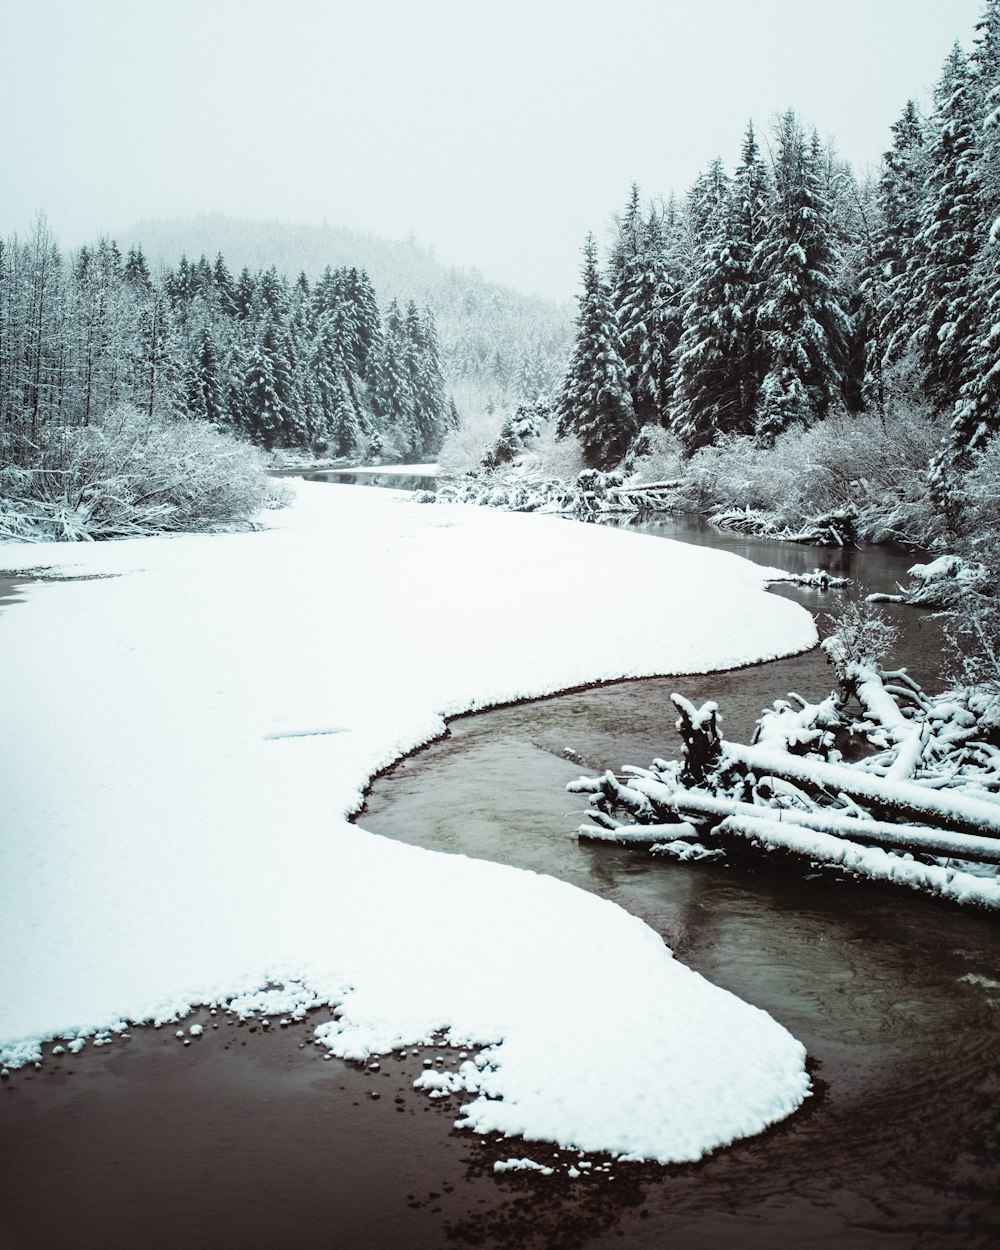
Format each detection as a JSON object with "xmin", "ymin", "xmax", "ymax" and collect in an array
[{"xmin": 0, "ymin": 481, "xmax": 817, "ymax": 1163}]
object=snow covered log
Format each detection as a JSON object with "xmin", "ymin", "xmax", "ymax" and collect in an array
[
  {"xmin": 668, "ymin": 791, "xmax": 1000, "ymax": 864},
  {"xmin": 710, "ymin": 505, "xmax": 857, "ymax": 546},
  {"xmin": 716, "ymin": 814, "xmax": 1000, "ymax": 909},
  {"xmin": 575, "ymin": 775, "xmax": 1000, "ymax": 864},
  {"xmin": 571, "ymin": 658, "xmax": 1000, "ymax": 904},
  {"xmin": 866, "ymin": 554, "xmax": 991, "ymax": 609},
  {"xmin": 721, "ymin": 741, "xmax": 1000, "ymax": 839}
]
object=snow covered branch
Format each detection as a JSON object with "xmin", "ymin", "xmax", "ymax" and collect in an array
[{"xmin": 570, "ymin": 643, "xmax": 1000, "ymax": 908}]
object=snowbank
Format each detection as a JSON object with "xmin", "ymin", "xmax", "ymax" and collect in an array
[{"xmin": 0, "ymin": 481, "xmax": 816, "ymax": 1163}]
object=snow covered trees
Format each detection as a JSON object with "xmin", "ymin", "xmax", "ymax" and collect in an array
[
  {"xmin": 556, "ymin": 1, "xmax": 1000, "ymax": 531},
  {"xmin": 0, "ymin": 220, "xmax": 469, "ymax": 535},
  {"xmin": 670, "ymin": 158, "xmax": 756, "ymax": 449},
  {"xmin": 0, "ymin": 223, "xmax": 458, "ymax": 465},
  {"xmin": 755, "ymin": 115, "xmax": 852, "ymax": 439},
  {"xmin": 616, "ymin": 199, "xmax": 683, "ymax": 430},
  {"xmin": 557, "ymin": 236, "xmax": 637, "ymax": 467},
  {"xmin": 928, "ymin": 7, "xmax": 1000, "ymax": 515},
  {"xmin": 559, "ymin": 116, "xmax": 855, "ymax": 468}
]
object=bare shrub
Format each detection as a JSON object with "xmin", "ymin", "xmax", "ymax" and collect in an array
[
  {"xmin": 0, "ymin": 405, "xmax": 281, "ymax": 541},
  {"xmin": 821, "ymin": 599, "xmax": 901, "ymax": 671},
  {"xmin": 675, "ymin": 406, "xmax": 945, "ymax": 545},
  {"xmin": 623, "ymin": 425, "xmax": 686, "ymax": 483}
]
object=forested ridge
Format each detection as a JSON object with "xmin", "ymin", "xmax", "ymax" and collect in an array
[
  {"xmin": 118, "ymin": 214, "xmax": 573, "ymax": 413},
  {"xmin": 5, "ymin": 3, "xmax": 1000, "ymax": 550}
]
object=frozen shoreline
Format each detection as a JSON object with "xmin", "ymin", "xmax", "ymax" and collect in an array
[{"xmin": 0, "ymin": 481, "xmax": 818, "ymax": 1162}]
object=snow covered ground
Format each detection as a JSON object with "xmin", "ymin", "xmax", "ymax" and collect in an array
[{"xmin": 0, "ymin": 481, "xmax": 818, "ymax": 1164}]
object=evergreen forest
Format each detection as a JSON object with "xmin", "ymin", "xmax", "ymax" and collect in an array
[
  {"xmin": 556, "ymin": 1, "xmax": 1000, "ymax": 532},
  {"xmin": 0, "ymin": 236, "xmax": 459, "ymax": 462}
]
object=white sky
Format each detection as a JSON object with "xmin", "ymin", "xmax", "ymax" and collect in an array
[{"xmin": 0, "ymin": 0, "xmax": 985, "ymax": 302}]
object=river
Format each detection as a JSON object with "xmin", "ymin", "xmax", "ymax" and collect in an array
[{"xmin": 356, "ymin": 503, "xmax": 1000, "ymax": 1248}]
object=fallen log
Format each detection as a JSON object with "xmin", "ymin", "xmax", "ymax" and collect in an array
[
  {"xmin": 721, "ymin": 740, "xmax": 1000, "ymax": 838},
  {"xmin": 575, "ymin": 780, "xmax": 1000, "ymax": 864},
  {"xmin": 718, "ymin": 813, "xmax": 1000, "ymax": 909},
  {"xmin": 668, "ymin": 789, "xmax": 1000, "ymax": 864}
]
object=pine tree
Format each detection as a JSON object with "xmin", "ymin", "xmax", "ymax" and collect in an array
[
  {"xmin": 756, "ymin": 113, "xmax": 851, "ymax": 438},
  {"xmin": 235, "ymin": 268, "xmax": 255, "ymax": 319},
  {"xmin": 328, "ymin": 371, "xmax": 361, "ymax": 457},
  {"xmin": 728, "ymin": 122, "xmax": 772, "ymax": 420},
  {"xmin": 254, "ymin": 266, "xmax": 287, "ymax": 319},
  {"xmin": 670, "ymin": 162, "xmax": 754, "ymax": 449},
  {"xmin": 406, "ymin": 304, "xmax": 448, "ymax": 454},
  {"xmin": 932, "ymin": 8, "xmax": 1000, "ymax": 514},
  {"xmin": 911, "ymin": 45, "xmax": 983, "ymax": 409},
  {"xmin": 309, "ymin": 313, "xmax": 340, "ymax": 439},
  {"xmin": 124, "ymin": 246, "xmax": 152, "ymax": 292},
  {"xmin": 185, "ymin": 323, "xmax": 226, "ymax": 425},
  {"xmin": 240, "ymin": 318, "xmax": 286, "ymax": 448},
  {"xmin": 872, "ymin": 102, "xmax": 929, "ymax": 365},
  {"xmin": 557, "ymin": 235, "xmax": 637, "ymax": 467},
  {"xmin": 609, "ymin": 183, "xmax": 645, "ymax": 316},
  {"xmin": 372, "ymin": 301, "xmax": 417, "ymax": 455},
  {"xmin": 617, "ymin": 204, "xmax": 680, "ymax": 427},
  {"xmin": 349, "ymin": 268, "xmax": 383, "ymax": 380},
  {"xmin": 212, "ymin": 253, "xmax": 237, "ymax": 318},
  {"xmin": 272, "ymin": 315, "xmax": 306, "ymax": 445}
]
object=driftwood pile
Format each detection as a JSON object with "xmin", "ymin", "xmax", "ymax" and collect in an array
[
  {"xmin": 430, "ymin": 470, "xmax": 683, "ymax": 519},
  {"xmin": 570, "ymin": 639, "xmax": 1000, "ymax": 909}
]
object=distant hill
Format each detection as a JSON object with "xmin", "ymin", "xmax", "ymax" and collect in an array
[{"xmin": 117, "ymin": 215, "xmax": 573, "ymax": 408}]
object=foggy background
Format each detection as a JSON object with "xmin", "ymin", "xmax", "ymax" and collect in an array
[{"xmin": 0, "ymin": 0, "xmax": 985, "ymax": 301}]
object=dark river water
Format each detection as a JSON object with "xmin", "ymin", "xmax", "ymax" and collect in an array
[{"xmin": 357, "ymin": 508, "xmax": 1000, "ymax": 1249}]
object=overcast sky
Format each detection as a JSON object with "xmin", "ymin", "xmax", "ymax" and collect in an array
[{"xmin": 0, "ymin": 0, "xmax": 986, "ymax": 302}]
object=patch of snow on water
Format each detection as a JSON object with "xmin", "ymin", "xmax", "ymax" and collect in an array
[
  {"xmin": 494, "ymin": 1158, "xmax": 555, "ymax": 1175},
  {"xmin": 0, "ymin": 481, "xmax": 817, "ymax": 1163}
]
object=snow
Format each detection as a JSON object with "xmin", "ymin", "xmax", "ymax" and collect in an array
[
  {"xmin": 0, "ymin": 480, "xmax": 816, "ymax": 1164},
  {"xmin": 494, "ymin": 1158, "xmax": 555, "ymax": 1175}
]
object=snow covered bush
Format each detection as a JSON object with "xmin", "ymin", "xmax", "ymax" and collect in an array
[
  {"xmin": 436, "ymin": 402, "xmax": 505, "ymax": 477},
  {"xmin": 943, "ymin": 597, "xmax": 1000, "ymax": 693},
  {"xmin": 822, "ymin": 599, "xmax": 900, "ymax": 673},
  {"xmin": 481, "ymin": 398, "xmax": 552, "ymax": 470},
  {"xmin": 675, "ymin": 406, "xmax": 945, "ymax": 545},
  {"xmin": 955, "ymin": 431, "xmax": 1000, "ymax": 542},
  {"xmin": 622, "ymin": 425, "xmax": 686, "ymax": 483},
  {"xmin": 0, "ymin": 405, "xmax": 281, "ymax": 541},
  {"xmin": 516, "ymin": 418, "xmax": 585, "ymax": 480}
]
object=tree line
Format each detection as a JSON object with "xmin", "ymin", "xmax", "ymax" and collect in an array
[
  {"xmin": 0, "ymin": 226, "xmax": 458, "ymax": 461},
  {"xmin": 557, "ymin": 0, "xmax": 1000, "ymax": 517}
]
